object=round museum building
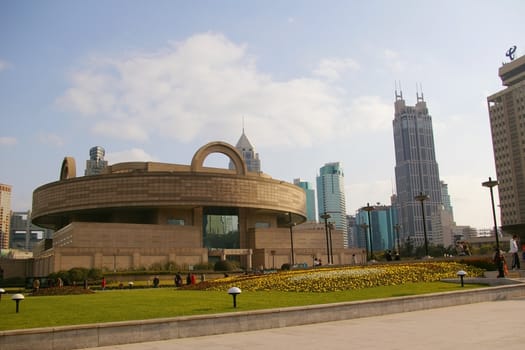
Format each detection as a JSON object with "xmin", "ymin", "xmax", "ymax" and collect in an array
[{"xmin": 31, "ymin": 141, "xmax": 361, "ymax": 275}]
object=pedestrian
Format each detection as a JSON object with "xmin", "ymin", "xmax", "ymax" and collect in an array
[
  {"xmin": 509, "ymin": 235, "xmax": 520, "ymax": 270},
  {"xmin": 33, "ymin": 278, "xmax": 40, "ymax": 292},
  {"xmin": 101, "ymin": 277, "xmax": 106, "ymax": 290},
  {"xmin": 493, "ymin": 248, "xmax": 506, "ymax": 278},
  {"xmin": 153, "ymin": 276, "xmax": 160, "ymax": 288},
  {"xmin": 190, "ymin": 273, "xmax": 196, "ymax": 285},
  {"xmin": 175, "ymin": 272, "xmax": 183, "ymax": 287},
  {"xmin": 186, "ymin": 273, "xmax": 191, "ymax": 285}
]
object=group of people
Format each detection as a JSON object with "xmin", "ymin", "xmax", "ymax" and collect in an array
[{"xmin": 174, "ymin": 272, "xmax": 197, "ymax": 287}]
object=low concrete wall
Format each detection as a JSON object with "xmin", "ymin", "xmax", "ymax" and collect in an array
[{"xmin": 2, "ymin": 284, "xmax": 525, "ymax": 350}]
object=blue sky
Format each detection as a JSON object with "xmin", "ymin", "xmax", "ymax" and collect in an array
[{"xmin": 1, "ymin": 0, "xmax": 524, "ymax": 229}]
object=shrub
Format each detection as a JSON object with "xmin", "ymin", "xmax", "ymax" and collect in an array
[
  {"xmin": 87, "ymin": 268, "xmax": 103, "ymax": 280},
  {"xmin": 68, "ymin": 267, "xmax": 90, "ymax": 282},
  {"xmin": 460, "ymin": 257, "xmax": 496, "ymax": 271},
  {"xmin": 214, "ymin": 260, "xmax": 235, "ymax": 271},
  {"xmin": 194, "ymin": 262, "xmax": 214, "ymax": 270},
  {"xmin": 281, "ymin": 263, "xmax": 291, "ymax": 271}
]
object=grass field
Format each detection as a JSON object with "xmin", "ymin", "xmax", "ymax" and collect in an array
[{"xmin": 0, "ymin": 281, "xmax": 484, "ymax": 331}]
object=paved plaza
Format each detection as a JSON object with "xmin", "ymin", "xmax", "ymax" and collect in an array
[{"xmin": 85, "ymin": 298, "xmax": 525, "ymax": 350}]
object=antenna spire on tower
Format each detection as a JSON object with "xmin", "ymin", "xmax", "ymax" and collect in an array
[
  {"xmin": 416, "ymin": 82, "xmax": 424, "ymax": 102},
  {"xmin": 395, "ymin": 80, "xmax": 403, "ymax": 100}
]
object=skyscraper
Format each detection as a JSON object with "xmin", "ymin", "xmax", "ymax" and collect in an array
[
  {"xmin": 393, "ymin": 91, "xmax": 443, "ymax": 248},
  {"xmin": 85, "ymin": 146, "xmax": 108, "ymax": 176},
  {"xmin": 293, "ymin": 178, "xmax": 317, "ymax": 222},
  {"xmin": 230, "ymin": 129, "xmax": 261, "ymax": 173},
  {"xmin": 487, "ymin": 51, "xmax": 525, "ymax": 235},
  {"xmin": 316, "ymin": 162, "xmax": 348, "ymax": 246},
  {"xmin": 0, "ymin": 183, "xmax": 12, "ymax": 252}
]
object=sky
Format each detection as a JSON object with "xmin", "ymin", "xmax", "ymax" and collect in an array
[{"xmin": 1, "ymin": 0, "xmax": 524, "ymax": 230}]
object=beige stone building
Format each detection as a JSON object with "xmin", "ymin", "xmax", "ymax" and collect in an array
[
  {"xmin": 487, "ymin": 52, "xmax": 525, "ymax": 237},
  {"xmin": 31, "ymin": 141, "xmax": 363, "ymax": 275}
]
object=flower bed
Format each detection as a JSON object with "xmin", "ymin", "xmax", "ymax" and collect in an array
[{"xmin": 182, "ymin": 262, "xmax": 485, "ymax": 292}]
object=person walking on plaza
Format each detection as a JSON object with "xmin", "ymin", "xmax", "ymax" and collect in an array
[{"xmin": 509, "ymin": 235, "xmax": 521, "ymax": 270}]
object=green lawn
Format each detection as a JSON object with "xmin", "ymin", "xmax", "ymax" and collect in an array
[{"xmin": 0, "ymin": 282, "xmax": 484, "ymax": 331}]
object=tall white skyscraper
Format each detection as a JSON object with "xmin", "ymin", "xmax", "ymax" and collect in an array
[
  {"xmin": 316, "ymin": 162, "xmax": 348, "ymax": 246},
  {"xmin": 393, "ymin": 91, "xmax": 443, "ymax": 247}
]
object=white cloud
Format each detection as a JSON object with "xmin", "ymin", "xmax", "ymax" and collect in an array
[
  {"xmin": 347, "ymin": 179, "xmax": 394, "ymax": 213},
  {"xmin": 106, "ymin": 148, "xmax": 158, "ymax": 164},
  {"xmin": 383, "ymin": 49, "xmax": 405, "ymax": 73},
  {"xmin": 57, "ymin": 32, "xmax": 362, "ymax": 148},
  {"xmin": 0, "ymin": 136, "xmax": 17, "ymax": 145},
  {"xmin": 313, "ymin": 58, "xmax": 360, "ymax": 81},
  {"xmin": 345, "ymin": 96, "xmax": 392, "ymax": 132},
  {"xmin": 38, "ymin": 133, "xmax": 64, "ymax": 147},
  {"xmin": 0, "ymin": 59, "xmax": 10, "ymax": 72}
]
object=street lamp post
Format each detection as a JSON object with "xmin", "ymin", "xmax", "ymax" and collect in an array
[
  {"xmin": 328, "ymin": 222, "xmax": 335, "ymax": 264},
  {"xmin": 482, "ymin": 177, "xmax": 500, "ymax": 251},
  {"xmin": 320, "ymin": 213, "xmax": 331, "ymax": 264},
  {"xmin": 360, "ymin": 223, "xmax": 370, "ymax": 260},
  {"xmin": 362, "ymin": 203, "xmax": 375, "ymax": 260},
  {"xmin": 414, "ymin": 192, "xmax": 430, "ymax": 257},
  {"xmin": 289, "ymin": 222, "xmax": 296, "ymax": 266}
]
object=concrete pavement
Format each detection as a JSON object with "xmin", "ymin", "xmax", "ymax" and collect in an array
[{"xmin": 85, "ymin": 298, "xmax": 525, "ymax": 350}]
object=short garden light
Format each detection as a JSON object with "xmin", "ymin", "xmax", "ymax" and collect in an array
[
  {"xmin": 457, "ymin": 270, "xmax": 467, "ymax": 287},
  {"xmin": 0, "ymin": 288, "xmax": 5, "ymax": 302},
  {"xmin": 228, "ymin": 287, "xmax": 241, "ymax": 308},
  {"xmin": 11, "ymin": 293, "xmax": 25, "ymax": 313}
]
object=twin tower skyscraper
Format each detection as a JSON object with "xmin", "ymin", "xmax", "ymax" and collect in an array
[{"xmin": 235, "ymin": 89, "xmax": 444, "ymax": 250}]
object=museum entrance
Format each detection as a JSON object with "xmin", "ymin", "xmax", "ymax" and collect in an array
[{"xmin": 202, "ymin": 207, "xmax": 239, "ymax": 250}]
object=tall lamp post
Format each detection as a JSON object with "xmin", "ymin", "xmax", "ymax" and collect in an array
[
  {"xmin": 482, "ymin": 177, "xmax": 500, "ymax": 251},
  {"xmin": 414, "ymin": 192, "xmax": 430, "ymax": 257},
  {"xmin": 328, "ymin": 222, "xmax": 335, "ymax": 264},
  {"xmin": 320, "ymin": 213, "xmax": 331, "ymax": 264},
  {"xmin": 289, "ymin": 223, "xmax": 296, "ymax": 266},
  {"xmin": 362, "ymin": 203, "xmax": 375, "ymax": 260},
  {"xmin": 360, "ymin": 223, "xmax": 369, "ymax": 260},
  {"xmin": 393, "ymin": 224, "xmax": 401, "ymax": 254}
]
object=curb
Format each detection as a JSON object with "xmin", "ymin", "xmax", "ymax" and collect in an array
[{"xmin": 1, "ymin": 283, "xmax": 525, "ymax": 350}]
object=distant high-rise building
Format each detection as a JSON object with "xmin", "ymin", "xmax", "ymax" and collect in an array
[
  {"xmin": 440, "ymin": 181, "xmax": 453, "ymax": 218},
  {"xmin": 0, "ymin": 183, "xmax": 12, "ymax": 252},
  {"xmin": 355, "ymin": 203, "xmax": 397, "ymax": 252},
  {"xmin": 487, "ymin": 52, "xmax": 525, "ymax": 235},
  {"xmin": 85, "ymin": 146, "xmax": 108, "ymax": 176},
  {"xmin": 10, "ymin": 211, "xmax": 53, "ymax": 251},
  {"xmin": 230, "ymin": 129, "xmax": 261, "ymax": 173},
  {"xmin": 316, "ymin": 162, "xmax": 348, "ymax": 246},
  {"xmin": 294, "ymin": 179, "xmax": 316, "ymax": 222},
  {"xmin": 393, "ymin": 91, "xmax": 443, "ymax": 247}
]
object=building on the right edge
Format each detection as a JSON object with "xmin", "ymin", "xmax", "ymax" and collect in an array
[
  {"xmin": 393, "ymin": 90, "xmax": 443, "ymax": 248},
  {"xmin": 487, "ymin": 51, "xmax": 525, "ymax": 237}
]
